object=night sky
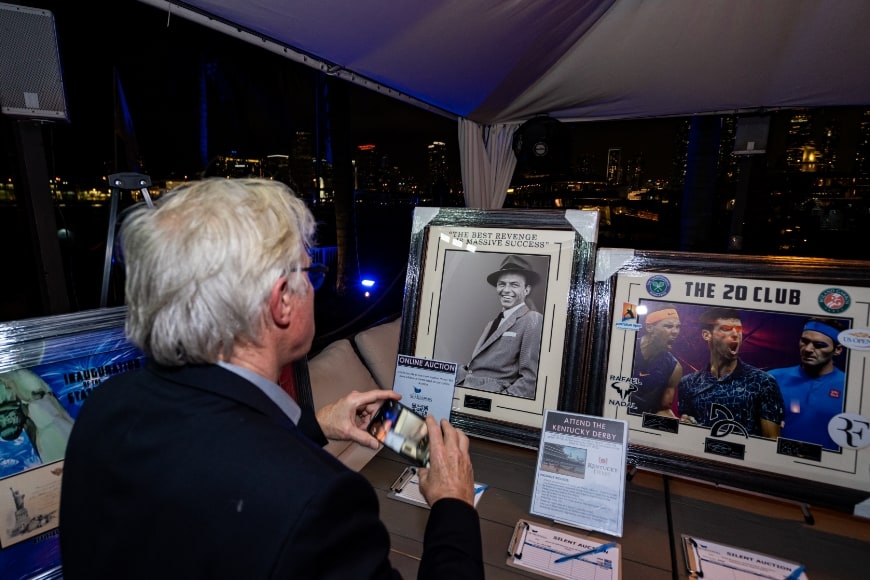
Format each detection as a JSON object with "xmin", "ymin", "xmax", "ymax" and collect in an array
[
  {"xmin": 2, "ymin": 0, "xmax": 461, "ymax": 184},
  {"xmin": 1, "ymin": 0, "xmax": 757, "ymax": 188},
  {"xmin": 2, "ymin": 0, "xmax": 698, "ymax": 189},
  {"xmin": 6, "ymin": 1, "xmax": 864, "ymax": 189}
]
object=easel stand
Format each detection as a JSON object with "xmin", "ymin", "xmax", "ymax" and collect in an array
[{"xmin": 100, "ymin": 172, "xmax": 153, "ymax": 307}]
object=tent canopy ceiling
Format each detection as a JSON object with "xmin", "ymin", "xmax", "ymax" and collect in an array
[{"xmin": 138, "ymin": 0, "xmax": 870, "ymax": 124}]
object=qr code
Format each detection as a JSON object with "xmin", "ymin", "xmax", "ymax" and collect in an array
[{"xmin": 410, "ymin": 403, "xmax": 429, "ymax": 416}]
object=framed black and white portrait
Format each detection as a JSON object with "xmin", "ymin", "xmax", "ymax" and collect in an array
[{"xmin": 398, "ymin": 207, "xmax": 599, "ymax": 448}]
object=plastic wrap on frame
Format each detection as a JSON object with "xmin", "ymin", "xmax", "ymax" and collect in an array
[
  {"xmin": 0, "ymin": 307, "xmax": 128, "ymax": 372},
  {"xmin": 0, "ymin": 306, "xmax": 136, "ymax": 579},
  {"xmin": 564, "ymin": 209, "xmax": 600, "ymax": 246}
]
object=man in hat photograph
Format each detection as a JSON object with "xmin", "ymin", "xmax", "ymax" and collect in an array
[{"xmin": 454, "ymin": 255, "xmax": 544, "ymax": 399}]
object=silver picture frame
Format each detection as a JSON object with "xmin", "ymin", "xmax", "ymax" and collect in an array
[
  {"xmin": 398, "ymin": 207, "xmax": 599, "ymax": 448},
  {"xmin": 588, "ymin": 248, "xmax": 870, "ymax": 513}
]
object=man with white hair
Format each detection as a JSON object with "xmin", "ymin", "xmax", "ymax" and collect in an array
[{"xmin": 60, "ymin": 178, "xmax": 484, "ymax": 579}]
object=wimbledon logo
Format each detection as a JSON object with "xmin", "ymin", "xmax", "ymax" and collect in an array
[{"xmin": 646, "ymin": 275, "xmax": 671, "ymax": 298}]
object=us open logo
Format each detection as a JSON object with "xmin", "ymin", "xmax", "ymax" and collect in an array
[
  {"xmin": 818, "ymin": 288, "xmax": 851, "ymax": 313},
  {"xmin": 838, "ymin": 328, "xmax": 870, "ymax": 351},
  {"xmin": 646, "ymin": 275, "xmax": 671, "ymax": 297}
]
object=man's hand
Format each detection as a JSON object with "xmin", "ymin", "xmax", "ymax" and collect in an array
[
  {"xmin": 316, "ymin": 389, "xmax": 401, "ymax": 449},
  {"xmin": 417, "ymin": 416, "xmax": 475, "ymax": 507}
]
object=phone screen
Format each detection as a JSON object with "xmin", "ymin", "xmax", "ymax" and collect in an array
[{"xmin": 367, "ymin": 400, "xmax": 430, "ymax": 467}]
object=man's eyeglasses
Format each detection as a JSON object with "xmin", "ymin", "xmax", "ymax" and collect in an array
[{"xmin": 293, "ymin": 263, "xmax": 328, "ymax": 291}]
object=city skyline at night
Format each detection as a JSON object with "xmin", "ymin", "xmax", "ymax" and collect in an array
[{"xmin": 5, "ymin": 1, "xmax": 870, "ymax": 196}]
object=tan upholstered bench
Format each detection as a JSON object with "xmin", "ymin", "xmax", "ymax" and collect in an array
[{"xmin": 305, "ymin": 317, "xmax": 401, "ymax": 471}]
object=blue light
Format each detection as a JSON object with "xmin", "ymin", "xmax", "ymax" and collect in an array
[{"xmin": 361, "ymin": 278, "xmax": 376, "ymax": 288}]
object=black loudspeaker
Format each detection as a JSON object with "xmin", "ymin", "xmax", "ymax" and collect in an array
[
  {"xmin": 732, "ymin": 115, "xmax": 770, "ymax": 155},
  {"xmin": 0, "ymin": 2, "xmax": 69, "ymax": 121},
  {"xmin": 512, "ymin": 116, "xmax": 571, "ymax": 174}
]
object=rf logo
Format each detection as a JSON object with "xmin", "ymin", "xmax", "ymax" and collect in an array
[{"xmin": 828, "ymin": 413, "xmax": 870, "ymax": 449}]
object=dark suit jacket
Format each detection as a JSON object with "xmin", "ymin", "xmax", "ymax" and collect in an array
[
  {"xmin": 60, "ymin": 362, "xmax": 483, "ymax": 579},
  {"xmin": 456, "ymin": 303, "xmax": 543, "ymax": 399}
]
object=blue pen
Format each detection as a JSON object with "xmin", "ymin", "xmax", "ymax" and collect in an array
[
  {"xmin": 784, "ymin": 565, "xmax": 805, "ymax": 580},
  {"xmin": 554, "ymin": 541, "xmax": 617, "ymax": 564}
]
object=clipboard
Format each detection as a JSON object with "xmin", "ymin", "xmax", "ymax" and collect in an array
[
  {"xmin": 682, "ymin": 534, "xmax": 807, "ymax": 579},
  {"xmin": 388, "ymin": 466, "xmax": 487, "ymax": 509},
  {"xmin": 506, "ymin": 519, "xmax": 622, "ymax": 580}
]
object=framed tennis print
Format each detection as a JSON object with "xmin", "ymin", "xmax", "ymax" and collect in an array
[
  {"xmin": 398, "ymin": 207, "xmax": 600, "ymax": 448},
  {"xmin": 587, "ymin": 248, "xmax": 870, "ymax": 512}
]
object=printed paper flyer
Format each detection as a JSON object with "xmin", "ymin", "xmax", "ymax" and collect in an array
[
  {"xmin": 391, "ymin": 354, "xmax": 456, "ymax": 421},
  {"xmin": 530, "ymin": 410, "xmax": 628, "ymax": 537}
]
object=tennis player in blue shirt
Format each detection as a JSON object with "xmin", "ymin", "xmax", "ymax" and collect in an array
[{"xmin": 769, "ymin": 318, "xmax": 846, "ymax": 450}]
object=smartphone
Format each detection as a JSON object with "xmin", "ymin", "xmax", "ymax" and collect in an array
[{"xmin": 367, "ymin": 399, "xmax": 430, "ymax": 467}]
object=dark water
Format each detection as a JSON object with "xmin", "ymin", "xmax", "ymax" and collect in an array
[
  {"xmin": 1, "ymin": 201, "xmax": 414, "ymax": 349},
  {"xmin": 2, "ymin": 202, "xmax": 118, "ymax": 321},
  {"xmin": 5, "ymin": 197, "xmax": 866, "ymax": 345},
  {"xmin": 309, "ymin": 203, "xmax": 414, "ymax": 351}
]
